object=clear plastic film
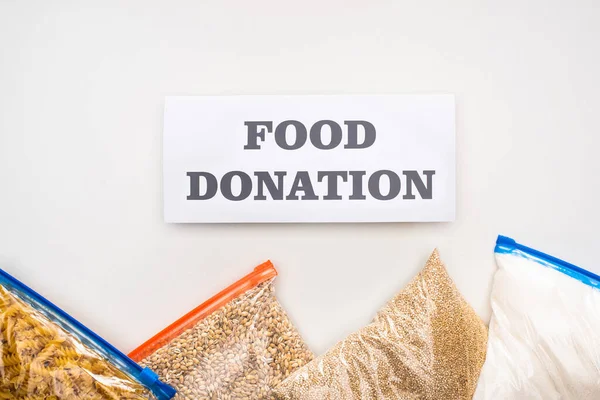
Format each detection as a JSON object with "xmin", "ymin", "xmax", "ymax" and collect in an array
[
  {"xmin": 0, "ymin": 269, "xmax": 175, "ymax": 400},
  {"xmin": 474, "ymin": 236, "xmax": 600, "ymax": 400},
  {"xmin": 273, "ymin": 250, "xmax": 488, "ymax": 400},
  {"xmin": 130, "ymin": 261, "xmax": 314, "ymax": 400}
]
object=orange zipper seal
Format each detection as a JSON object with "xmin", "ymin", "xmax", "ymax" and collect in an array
[{"xmin": 128, "ymin": 260, "xmax": 277, "ymax": 361}]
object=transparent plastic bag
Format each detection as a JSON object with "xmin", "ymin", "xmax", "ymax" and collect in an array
[
  {"xmin": 474, "ymin": 235, "xmax": 600, "ymax": 400},
  {"xmin": 129, "ymin": 261, "xmax": 314, "ymax": 400},
  {"xmin": 0, "ymin": 268, "xmax": 175, "ymax": 400},
  {"xmin": 273, "ymin": 250, "xmax": 488, "ymax": 400}
]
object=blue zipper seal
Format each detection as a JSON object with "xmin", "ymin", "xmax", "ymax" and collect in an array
[
  {"xmin": 495, "ymin": 235, "xmax": 600, "ymax": 290},
  {"xmin": 0, "ymin": 268, "xmax": 176, "ymax": 400}
]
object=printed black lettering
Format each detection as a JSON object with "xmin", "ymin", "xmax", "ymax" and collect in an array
[
  {"xmin": 187, "ymin": 172, "xmax": 218, "ymax": 200},
  {"xmin": 310, "ymin": 120, "xmax": 343, "ymax": 150},
  {"xmin": 286, "ymin": 171, "xmax": 318, "ymax": 200},
  {"xmin": 275, "ymin": 120, "xmax": 307, "ymax": 150},
  {"xmin": 220, "ymin": 171, "xmax": 252, "ymax": 201},
  {"xmin": 244, "ymin": 121, "xmax": 273, "ymax": 150},
  {"xmin": 317, "ymin": 171, "xmax": 347, "ymax": 200},
  {"xmin": 344, "ymin": 121, "xmax": 376, "ymax": 149},
  {"xmin": 403, "ymin": 170, "xmax": 435, "ymax": 199},
  {"xmin": 254, "ymin": 171, "xmax": 286, "ymax": 200},
  {"xmin": 368, "ymin": 170, "xmax": 401, "ymax": 200}
]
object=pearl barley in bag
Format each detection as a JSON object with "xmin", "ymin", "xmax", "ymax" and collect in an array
[
  {"xmin": 273, "ymin": 250, "xmax": 488, "ymax": 400},
  {"xmin": 129, "ymin": 261, "xmax": 314, "ymax": 400}
]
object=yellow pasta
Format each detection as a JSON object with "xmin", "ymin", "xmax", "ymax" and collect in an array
[{"xmin": 0, "ymin": 285, "xmax": 152, "ymax": 399}]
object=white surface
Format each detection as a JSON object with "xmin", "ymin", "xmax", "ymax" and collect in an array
[
  {"xmin": 0, "ymin": 1, "xmax": 599, "ymax": 356},
  {"xmin": 164, "ymin": 95, "xmax": 455, "ymax": 223}
]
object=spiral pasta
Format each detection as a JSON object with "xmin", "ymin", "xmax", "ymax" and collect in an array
[{"xmin": 0, "ymin": 285, "xmax": 152, "ymax": 399}]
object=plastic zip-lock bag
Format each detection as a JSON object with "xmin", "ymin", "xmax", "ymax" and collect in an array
[
  {"xmin": 0, "ymin": 268, "xmax": 176, "ymax": 400},
  {"xmin": 474, "ymin": 235, "xmax": 600, "ymax": 400},
  {"xmin": 129, "ymin": 261, "xmax": 314, "ymax": 400},
  {"xmin": 273, "ymin": 250, "xmax": 488, "ymax": 400}
]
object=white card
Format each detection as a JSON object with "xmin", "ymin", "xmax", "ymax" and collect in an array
[{"xmin": 163, "ymin": 95, "xmax": 455, "ymax": 223}]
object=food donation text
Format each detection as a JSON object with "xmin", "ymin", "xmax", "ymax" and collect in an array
[{"xmin": 186, "ymin": 120, "xmax": 435, "ymax": 201}]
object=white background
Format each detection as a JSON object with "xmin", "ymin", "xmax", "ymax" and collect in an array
[{"xmin": 1, "ymin": 1, "xmax": 599, "ymax": 356}]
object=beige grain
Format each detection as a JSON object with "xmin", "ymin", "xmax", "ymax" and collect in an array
[
  {"xmin": 139, "ymin": 281, "xmax": 313, "ymax": 400},
  {"xmin": 273, "ymin": 250, "xmax": 488, "ymax": 400}
]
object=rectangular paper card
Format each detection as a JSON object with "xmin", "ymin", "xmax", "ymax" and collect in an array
[{"xmin": 163, "ymin": 95, "xmax": 455, "ymax": 223}]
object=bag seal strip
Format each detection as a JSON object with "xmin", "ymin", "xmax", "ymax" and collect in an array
[
  {"xmin": 495, "ymin": 235, "xmax": 600, "ymax": 290},
  {"xmin": 0, "ymin": 267, "xmax": 177, "ymax": 400},
  {"xmin": 129, "ymin": 260, "xmax": 277, "ymax": 361}
]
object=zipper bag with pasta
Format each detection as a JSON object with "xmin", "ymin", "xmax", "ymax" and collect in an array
[
  {"xmin": 474, "ymin": 235, "xmax": 600, "ymax": 399},
  {"xmin": 0, "ymin": 267, "xmax": 176, "ymax": 399},
  {"xmin": 129, "ymin": 261, "xmax": 314, "ymax": 400}
]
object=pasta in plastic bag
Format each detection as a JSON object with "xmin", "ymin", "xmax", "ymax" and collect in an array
[
  {"xmin": 129, "ymin": 261, "xmax": 314, "ymax": 400},
  {"xmin": 474, "ymin": 235, "xmax": 600, "ymax": 399},
  {"xmin": 273, "ymin": 249, "xmax": 488, "ymax": 400},
  {"xmin": 0, "ymin": 268, "xmax": 176, "ymax": 400}
]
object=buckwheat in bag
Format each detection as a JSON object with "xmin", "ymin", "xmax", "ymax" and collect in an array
[
  {"xmin": 130, "ymin": 261, "xmax": 314, "ymax": 400},
  {"xmin": 273, "ymin": 250, "xmax": 488, "ymax": 400}
]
